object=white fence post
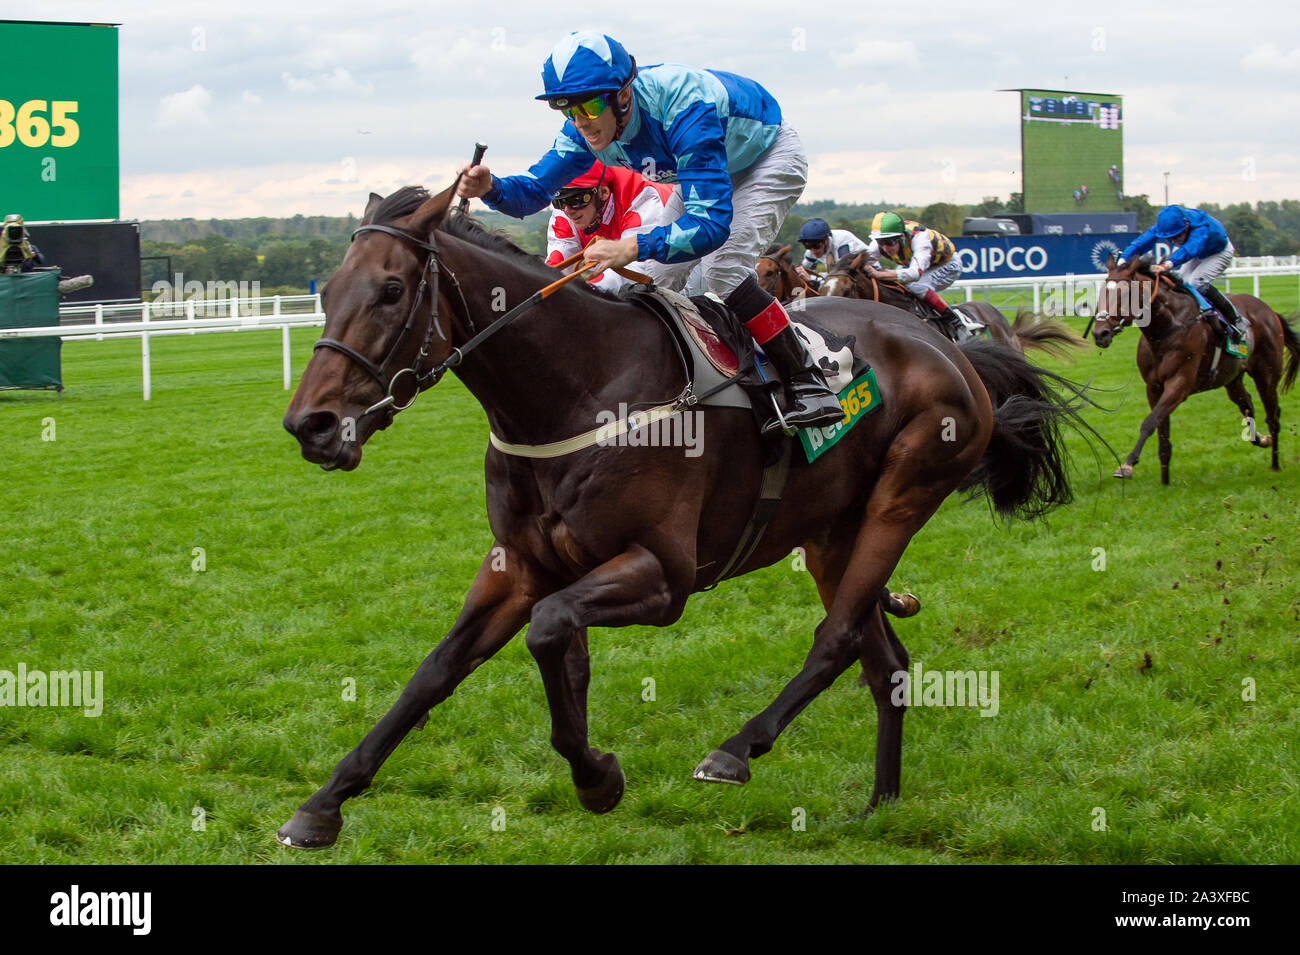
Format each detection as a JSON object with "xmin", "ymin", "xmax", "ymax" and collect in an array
[
  {"xmin": 276, "ymin": 297, "xmax": 291, "ymax": 390},
  {"xmin": 141, "ymin": 300, "xmax": 151, "ymax": 401},
  {"xmin": 95, "ymin": 303, "xmax": 104, "ymax": 342}
]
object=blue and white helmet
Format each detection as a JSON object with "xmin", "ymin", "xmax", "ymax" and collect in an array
[{"xmin": 537, "ymin": 31, "xmax": 636, "ymax": 102}]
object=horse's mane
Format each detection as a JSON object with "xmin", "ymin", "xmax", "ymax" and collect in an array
[{"xmin": 830, "ymin": 251, "xmax": 866, "ymax": 273}]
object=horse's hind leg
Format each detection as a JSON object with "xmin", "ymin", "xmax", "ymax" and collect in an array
[
  {"xmin": 857, "ymin": 602, "xmax": 909, "ymax": 808},
  {"xmin": 1244, "ymin": 367, "xmax": 1282, "ymax": 470},
  {"xmin": 694, "ymin": 472, "xmax": 949, "ymax": 798},
  {"xmin": 525, "ymin": 543, "xmax": 685, "ymax": 813},
  {"xmin": 277, "ymin": 547, "xmax": 538, "ymax": 849}
]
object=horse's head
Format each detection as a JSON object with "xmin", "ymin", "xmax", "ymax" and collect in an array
[
  {"xmin": 1091, "ymin": 253, "xmax": 1153, "ymax": 348},
  {"xmin": 1092, "ymin": 254, "xmax": 1144, "ymax": 348},
  {"xmin": 756, "ymin": 244, "xmax": 792, "ymax": 299},
  {"xmin": 820, "ymin": 252, "xmax": 866, "ymax": 298},
  {"xmin": 284, "ymin": 182, "xmax": 461, "ymax": 470}
]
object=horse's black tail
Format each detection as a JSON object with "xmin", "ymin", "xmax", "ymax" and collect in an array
[
  {"xmin": 1013, "ymin": 309, "xmax": 1086, "ymax": 360},
  {"xmin": 1276, "ymin": 311, "xmax": 1300, "ymax": 392},
  {"xmin": 956, "ymin": 339, "xmax": 1107, "ymax": 520}
]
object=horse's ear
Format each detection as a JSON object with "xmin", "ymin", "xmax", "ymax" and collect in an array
[
  {"xmin": 362, "ymin": 192, "xmax": 383, "ymax": 225},
  {"xmin": 851, "ymin": 252, "xmax": 865, "ymax": 269},
  {"xmin": 778, "ymin": 244, "xmax": 792, "ymax": 260},
  {"xmin": 407, "ymin": 178, "xmax": 461, "ymax": 236},
  {"xmin": 1106, "ymin": 252, "xmax": 1116, "ymax": 271}
]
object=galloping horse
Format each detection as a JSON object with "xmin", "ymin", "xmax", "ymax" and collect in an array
[
  {"xmin": 756, "ymin": 243, "xmax": 816, "ymax": 304},
  {"xmin": 277, "ymin": 181, "xmax": 1084, "ymax": 849},
  {"xmin": 1091, "ymin": 254, "xmax": 1300, "ymax": 483},
  {"xmin": 817, "ymin": 252, "xmax": 1081, "ymax": 359}
]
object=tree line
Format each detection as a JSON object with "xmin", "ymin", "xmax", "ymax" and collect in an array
[{"xmin": 139, "ymin": 196, "xmax": 1300, "ymax": 294}]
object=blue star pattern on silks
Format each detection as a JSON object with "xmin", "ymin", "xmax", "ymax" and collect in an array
[{"xmin": 482, "ymin": 63, "xmax": 783, "ymax": 265}]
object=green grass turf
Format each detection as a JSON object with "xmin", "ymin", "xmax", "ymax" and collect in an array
[{"xmin": 1, "ymin": 301, "xmax": 1298, "ymax": 864}]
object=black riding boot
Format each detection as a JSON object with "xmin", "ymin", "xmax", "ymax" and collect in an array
[
  {"xmin": 921, "ymin": 288, "xmax": 967, "ymax": 341},
  {"xmin": 725, "ymin": 275, "xmax": 843, "ymax": 434},
  {"xmin": 760, "ymin": 326, "xmax": 846, "ymax": 433},
  {"xmin": 1202, "ymin": 284, "xmax": 1248, "ymax": 341}
]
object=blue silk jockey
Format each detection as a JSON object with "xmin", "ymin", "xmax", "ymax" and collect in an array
[
  {"xmin": 1119, "ymin": 205, "xmax": 1248, "ymax": 342},
  {"xmin": 455, "ymin": 30, "xmax": 844, "ymax": 431},
  {"xmin": 794, "ymin": 218, "xmax": 868, "ymax": 290}
]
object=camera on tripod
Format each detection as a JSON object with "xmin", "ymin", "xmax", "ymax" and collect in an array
[{"xmin": 2, "ymin": 214, "xmax": 35, "ymax": 273}]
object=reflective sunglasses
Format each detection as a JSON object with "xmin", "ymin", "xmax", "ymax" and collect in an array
[
  {"xmin": 551, "ymin": 189, "xmax": 597, "ymax": 211},
  {"xmin": 549, "ymin": 94, "xmax": 611, "ymax": 121}
]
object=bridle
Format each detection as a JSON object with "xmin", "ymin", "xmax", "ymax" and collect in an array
[
  {"xmin": 758, "ymin": 254, "xmax": 817, "ymax": 301},
  {"xmin": 313, "ymin": 218, "xmax": 633, "ymax": 422},
  {"xmin": 1089, "ymin": 269, "xmax": 1170, "ymax": 340},
  {"xmin": 313, "ymin": 223, "xmax": 453, "ymax": 419}
]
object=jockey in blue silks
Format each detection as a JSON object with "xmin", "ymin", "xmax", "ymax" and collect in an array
[
  {"xmin": 1119, "ymin": 205, "xmax": 1247, "ymax": 341},
  {"xmin": 455, "ymin": 30, "xmax": 843, "ymax": 432}
]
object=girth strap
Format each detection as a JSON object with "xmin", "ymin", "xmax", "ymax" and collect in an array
[{"xmin": 701, "ymin": 440, "xmax": 792, "ymax": 590}]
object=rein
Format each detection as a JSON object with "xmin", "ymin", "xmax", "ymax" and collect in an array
[
  {"xmin": 1090, "ymin": 270, "xmax": 1173, "ymax": 339},
  {"xmin": 314, "ymin": 223, "xmax": 645, "ymax": 421}
]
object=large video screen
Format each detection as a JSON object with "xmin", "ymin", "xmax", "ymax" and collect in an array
[{"xmin": 1020, "ymin": 89, "xmax": 1124, "ymax": 214}]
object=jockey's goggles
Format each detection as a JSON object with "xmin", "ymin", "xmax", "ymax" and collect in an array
[
  {"xmin": 552, "ymin": 189, "xmax": 598, "ymax": 210},
  {"xmin": 549, "ymin": 93, "xmax": 611, "ymax": 121}
]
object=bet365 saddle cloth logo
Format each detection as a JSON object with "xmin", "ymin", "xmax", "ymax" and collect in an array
[{"xmin": 798, "ymin": 368, "xmax": 882, "ymax": 463}]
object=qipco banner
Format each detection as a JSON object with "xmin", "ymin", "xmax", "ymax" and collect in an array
[
  {"xmin": 952, "ymin": 234, "xmax": 1176, "ymax": 280},
  {"xmin": 0, "ymin": 21, "xmax": 119, "ymax": 221}
]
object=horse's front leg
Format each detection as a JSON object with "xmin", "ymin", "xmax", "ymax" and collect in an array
[
  {"xmin": 277, "ymin": 546, "xmax": 541, "ymax": 848},
  {"xmin": 1116, "ymin": 375, "xmax": 1191, "ymax": 480},
  {"xmin": 525, "ymin": 543, "xmax": 684, "ymax": 813}
]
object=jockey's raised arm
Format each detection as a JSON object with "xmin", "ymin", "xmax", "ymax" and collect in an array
[{"xmin": 463, "ymin": 30, "xmax": 844, "ymax": 432}]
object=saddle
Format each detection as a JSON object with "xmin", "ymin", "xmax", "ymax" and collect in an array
[
  {"xmin": 619, "ymin": 283, "xmax": 862, "ymax": 426},
  {"xmin": 860, "ymin": 274, "xmax": 986, "ymax": 343},
  {"xmin": 621, "ymin": 283, "xmax": 874, "ymax": 589}
]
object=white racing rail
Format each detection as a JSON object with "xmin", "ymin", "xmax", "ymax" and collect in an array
[
  {"xmin": 0, "ymin": 294, "xmax": 325, "ymax": 399},
  {"xmin": 952, "ymin": 263, "xmax": 1300, "ymax": 313},
  {"xmin": 2, "ymin": 265, "xmax": 1298, "ymax": 401}
]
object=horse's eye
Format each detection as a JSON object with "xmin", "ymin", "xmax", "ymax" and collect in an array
[{"xmin": 382, "ymin": 282, "xmax": 403, "ymax": 304}]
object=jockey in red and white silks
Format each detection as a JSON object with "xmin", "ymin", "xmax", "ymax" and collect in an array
[{"xmin": 545, "ymin": 163, "xmax": 686, "ymax": 293}]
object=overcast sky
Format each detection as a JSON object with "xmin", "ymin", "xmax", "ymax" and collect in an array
[{"xmin": 30, "ymin": 0, "xmax": 1300, "ymax": 219}]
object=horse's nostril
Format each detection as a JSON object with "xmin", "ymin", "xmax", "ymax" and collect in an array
[{"xmin": 300, "ymin": 410, "xmax": 340, "ymax": 443}]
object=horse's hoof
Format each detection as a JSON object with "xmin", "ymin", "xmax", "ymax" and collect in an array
[
  {"xmin": 889, "ymin": 592, "xmax": 921, "ymax": 617},
  {"xmin": 1256, "ymin": 435, "xmax": 1273, "ymax": 448},
  {"xmin": 692, "ymin": 749, "xmax": 751, "ymax": 785},
  {"xmin": 1113, "ymin": 464, "xmax": 1134, "ymax": 479},
  {"xmin": 575, "ymin": 754, "xmax": 625, "ymax": 814},
  {"xmin": 276, "ymin": 808, "xmax": 343, "ymax": 849}
]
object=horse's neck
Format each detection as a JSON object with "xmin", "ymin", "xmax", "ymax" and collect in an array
[
  {"xmin": 440, "ymin": 240, "xmax": 681, "ymax": 443},
  {"xmin": 1139, "ymin": 283, "xmax": 1192, "ymax": 344}
]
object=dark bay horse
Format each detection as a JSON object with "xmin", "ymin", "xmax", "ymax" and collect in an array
[
  {"xmin": 277, "ymin": 182, "xmax": 1083, "ymax": 849},
  {"xmin": 816, "ymin": 252, "xmax": 1081, "ymax": 359},
  {"xmin": 1091, "ymin": 255, "xmax": 1300, "ymax": 483},
  {"xmin": 756, "ymin": 243, "xmax": 816, "ymax": 304}
]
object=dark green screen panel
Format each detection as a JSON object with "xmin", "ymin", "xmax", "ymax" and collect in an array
[
  {"xmin": 1020, "ymin": 89, "xmax": 1123, "ymax": 214},
  {"xmin": 0, "ymin": 21, "xmax": 119, "ymax": 220}
]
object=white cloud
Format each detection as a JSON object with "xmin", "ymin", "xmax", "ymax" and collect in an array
[
  {"xmin": 831, "ymin": 39, "xmax": 919, "ymax": 68},
  {"xmin": 241, "ymin": 90, "xmax": 263, "ymax": 107},
  {"xmin": 1241, "ymin": 43, "xmax": 1300, "ymax": 72},
  {"xmin": 155, "ymin": 85, "xmax": 212, "ymax": 128},
  {"xmin": 281, "ymin": 67, "xmax": 374, "ymax": 95}
]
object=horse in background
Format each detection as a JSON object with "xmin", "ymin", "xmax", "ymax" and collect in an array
[
  {"xmin": 818, "ymin": 252, "xmax": 1082, "ymax": 360},
  {"xmin": 1091, "ymin": 254, "xmax": 1299, "ymax": 483},
  {"xmin": 756, "ymin": 244, "xmax": 816, "ymax": 304}
]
